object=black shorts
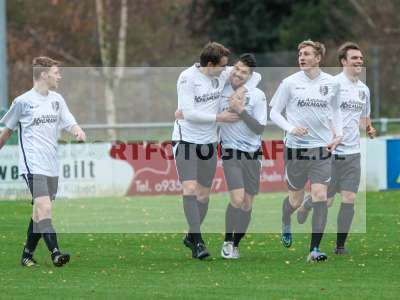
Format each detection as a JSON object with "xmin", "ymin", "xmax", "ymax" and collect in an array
[
  {"xmin": 22, "ymin": 174, "xmax": 59, "ymax": 204},
  {"xmin": 221, "ymin": 149, "xmax": 261, "ymax": 195},
  {"xmin": 327, "ymin": 153, "xmax": 361, "ymax": 198},
  {"xmin": 173, "ymin": 141, "xmax": 217, "ymax": 188},
  {"xmin": 284, "ymin": 147, "xmax": 332, "ymax": 191}
]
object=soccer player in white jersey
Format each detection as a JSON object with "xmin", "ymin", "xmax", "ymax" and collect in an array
[
  {"xmin": 297, "ymin": 42, "xmax": 376, "ymax": 254},
  {"xmin": 0, "ymin": 57, "xmax": 86, "ymax": 267},
  {"xmin": 172, "ymin": 42, "xmax": 261, "ymax": 259},
  {"xmin": 270, "ymin": 40, "xmax": 343, "ymax": 262},
  {"xmin": 218, "ymin": 53, "xmax": 267, "ymax": 259}
]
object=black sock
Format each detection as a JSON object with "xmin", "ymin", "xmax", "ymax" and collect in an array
[
  {"xmin": 282, "ymin": 196, "xmax": 296, "ymax": 226},
  {"xmin": 337, "ymin": 203, "xmax": 355, "ymax": 248},
  {"xmin": 197, "ymin": 198, "xmax": 209, "ymax": 225},
  {"xmin": 303, "ymin": 196, "xmax": 314, "ymax": 210},
  {"xmin": 183, "ymin": 195, "xmax": 202, "ymax": 243},
  {"xmin": 310, "ymin": 202, "xmax": 328, "ymax": 251},
  {"xmin": 233, "ymin": 208, "xmax": 252, "ymax": 247},
  {"xmin": 22, "ymin": 219, "xmax": 42, "ymax": 259},
  {"xmin": 225, "ymin": 203, "xmax": 239, "ymax": 242},
  {"xmin": 36, "ymin": 219, "xmax": 60, "ymax": 254}
]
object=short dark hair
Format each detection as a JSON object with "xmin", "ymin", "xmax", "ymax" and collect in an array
[
  {"xmin": 338, "ymin": 42, "xmax": 362, "ymax": 66},
  {"xmin": 237, "ymin": 53, "xmax": 257, "ymax": 72},
  {"xmin": 199, "ymin": 42, "xmax": 230, "ymax": 67},
  {"xmin": 32, "ymin": 56, "xmax": 60, "ymax": 80}
]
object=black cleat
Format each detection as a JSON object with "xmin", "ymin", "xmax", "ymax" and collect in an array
[
  {"xmin": 193, "ymin": 243, "xmax": 210, "ymax": 260},
  {"xmin": 21, "ymin": 257, "xmax": 39, "ymax": 267},
  {"xmin": 52, "ymin": 252, "xmax": 70, "ymax": 267},
  {"xmin": 183, "ymin": 234, "xmax": 194, "ymax": 250},
  {"xmin": 333, "ymin": 246, "xmax": 349, "ymax": 255},
  {"xmin": 281, "ymin": 224, "xmax": 292, "ymax": 248}
]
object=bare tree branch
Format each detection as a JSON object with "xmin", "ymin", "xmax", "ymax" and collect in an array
[
  {"xmin": 114, "ymin": 0, "xmax": 128, "ymax": 83},
  {"xmin": 348, "ymin": 0, "xmax": 377, "ymax": 31}
]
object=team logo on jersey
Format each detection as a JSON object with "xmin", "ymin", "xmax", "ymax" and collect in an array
[
  {"xmin": 211, "ymin": 78, "xmax": 219, "ymax": 89},
  {"xmin": 359, "ymin": 90, "xmax": 366, "ymax": 101},
  {"xmin": 319, "ymin": 85, "xmax": 329, "ymax": 96},
  {"xmin": 51, "ymin": 101, "xmax": 60, "ymax": 112}
]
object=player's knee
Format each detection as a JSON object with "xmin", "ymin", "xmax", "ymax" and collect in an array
[
  {"xmin": 342, "ymin": 193, "xmax": 356, "ymax": 204},
  {"xmin": 196, "ymin": 188, "xmax": 210, "ymax": 203},
  {"xmin": 230, "ymin": 196, "xmax": 244, "ymax": 208},
  {"xmin": 311, "ymin": 190, "xmax": 327, "ymax": 202},
  {"xmin": 182, "ymin": 182, "xmax": 197, "ymax": 195},
  {"xmin": 35, "ymin": 202, "xmax": 52, "ymax": 220}
]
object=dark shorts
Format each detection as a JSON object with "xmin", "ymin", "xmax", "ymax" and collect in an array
[
  {"xmin": 284, "ymin": 147, "xmax": 332, "ymax": 191},
  {"xmin": 173, "ymin": 141, "xmax": 218, "ymax": 188},
  {"xmin": 327, "ymin": 153, "xmax": 361, "ymax": 198},
  {"xmin": 22, "ymin": 174, "xmax": 59, "ymax": 204},
  {"xmin": 221, "ymin": 148, "xmax": 262, "ymax": 195}
]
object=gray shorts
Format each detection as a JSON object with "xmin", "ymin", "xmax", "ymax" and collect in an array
[
  {"xmin": 22, "ymin": 174, "xmax": 59, "ymax": 204},
  {"xmin": 221, "ymin": 149, "xmax": 262, "ymax": 195},
  {"xmin": 327, "ymin": 153, "xmax": 361, "ymax": 198},
  {"xmin": 284, "ymin": 147, "xmax": 332, "ymax": 191},
  {"xmin": 173, "ymin": 141, "xmax": 218, "ymax": 188}
]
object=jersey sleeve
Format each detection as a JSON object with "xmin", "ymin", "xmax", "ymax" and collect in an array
[
  {"xmin": 0, "ymin": 99, "xmax": 23, "ymax": 131},
  {"xmin": 59, "ymin": 97, "xmax": 77, "ymax": 131},
  {"xmin": 178, "ymin": 72, "xmax": 216, "ymax": 123},
  {"xmin": 223, "ymin": 66, "xmax": 261, "ymax": 90},
  {"xmin": 362, "ymin": 87, "xmax": 371, "ymax": 117},
  {"xmin": 253, "ymin": 91, "xmax": 268, "ymax": 125},
  {"xmin": 269, "ymin": 80, "xmax": 290, "ymax": 110}
]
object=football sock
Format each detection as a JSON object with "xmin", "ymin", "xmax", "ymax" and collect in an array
[
  {"xmin": 282, "ymin": 196, "xmax": 296, "ymax": 226},
  {"xmin": 225, "ymin": 203, "xmax": 239, "ymax": 242},
  {"xmin": 197, "ymin": 198, "xmax": 209, "ymax": 225},
  {"xmin": 310, "ymin": 202, "xmax": 328, "ymax": 251},
  {"xmin": 337, "ymin": 203, "xmax": 355, "ymax": 248},
  {"xmin": 303, "ymin": 196, "xmax": 314, "ymax": 210},
  {"xmin": 37, "ymin": 219, "xmax": 60, "ymax": 254},
  {"xmin": 183, "ymin": 195, "xmax": 202, "ymax": 243},
  {"xmin": 23, "ymin": 218, "xmax": 41, "ymax": 258},
  {"xmin": 233, "ymin": 208, "xmax": 252, "ymax": 247}
]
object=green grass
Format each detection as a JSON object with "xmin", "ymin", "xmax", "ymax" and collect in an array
[{"xmin": 0, "ymin": 191, "xmax": 399, "ymax": 299}]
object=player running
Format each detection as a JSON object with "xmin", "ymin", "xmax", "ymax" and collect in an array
[
  {"xmin": 172, "ymin": 42, "xmax": 261, "ymax": 260},
  {"xmin": 218, "ymin": 53, "xmax": 267, "ymax": 259},
  {"xmin": 296, "ymin": 42, "xmax": 376, "ymax": 254},
  {"xmin": 270, "ymin": 40, "xmax": 343, "ymax": 262},
  {"xmin": 0, "ymin": 57, "xmax": 86, "ymax": 267}
]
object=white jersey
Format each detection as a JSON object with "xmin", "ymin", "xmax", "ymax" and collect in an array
[
  {"xmin": 0, "ymin": 88, "xmax": 77, "ymax": 176},
  {"xmin": 270, "ymin": 71, "xmax": 341, "ymax": 148},
  {"xmin": 172, "ymin": 64, "xmax": 261, "ymax": 144},
  {"xmin": 333, "ymin": 72, "xmax": 370, "ymax": 155},
  {"xmin": 219, "ymin": 85, "xmax": 267, "ymax": 152}
]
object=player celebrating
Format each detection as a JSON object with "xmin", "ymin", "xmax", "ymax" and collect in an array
[
  {"xmin": 0, "ymin": 57, "xmax": 86, "ymax": 267},
  {"xmin": 296, "ymin": 42, "xmax": 376, "ymax": 254},
  {"xmin": 270, "ymin": 40, "xmax": 343, "ymax": 262},
  {"xmin": 219, "ymin": 54, "xmax": 267, "ymax": 259},
  {"xmin": 172, "ymin": 42, "xmax": 260, "ymax": 259}
]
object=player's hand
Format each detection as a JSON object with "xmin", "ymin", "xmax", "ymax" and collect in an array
[
  {"xmin": 175, "ymin": 110, "xmax": 184, "ymax": 120},
  {"xmin": 327, "ymin": 136, "xmax": 342, "ymax": 152},
  {"xmin": 229, "ymin": 95, "xmax": 245, "ymax": 113},
  {"xmin": 366, "ymin": 125, "xmax": 376, "ymax": 139},
  {"xmin": 291, "ymin": 127, "xmax": 308, "ymax": 136},
  {"xmin": 216, "ymin": 110, "xmax": 240, "ymax": 123},
  {"xmin": 73, "ymin": 128, "xmax": 86, "ymax": 142}
]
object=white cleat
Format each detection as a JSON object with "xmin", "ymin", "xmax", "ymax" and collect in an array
[
  {"xmin": 231, "ymin": 246, "xmax": 240, "ymax": 259},
  {"xmin": 221, "ymin": 241, "xmax": 233, "ymax": 259},
  {"xmin": 307, "ymin": 247, "xmax": 328, "ymax": 262}
]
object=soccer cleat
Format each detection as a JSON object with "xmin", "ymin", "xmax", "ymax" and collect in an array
[
  {"xmin": 333, "ymin": 246, "xmax": 349, "ymax": 255},
  {"xmin": 307, "ymin": 247, "xmax": 328, "ymax": 262},
  {"xmin": 193, "ymin": 243, "xmax": 210, "ymax": 260},
  {"xmin": 183, "ymin": 234, "xmax": 194, "ymax": 250},
  {"xmin": 281, "ymin": 224, "xmax": 292, "ymax": 248},
  {"xmin": 52, "ymin": 252, "xmax": 70, "ymax": 267},
  {"xmin": 297, "ymin": 195, "xmax": 312, "ymax": 224},
  {"xmin": 221, "ymin": 241, "xmax": 233, "ymax": 259},
  {"xmin": 231, "ymin": 246, "xmax": 240, "ymax": 259},
  {"xmin": 21, "ymin": 257, "xmax": 39, "ymax": 267}
]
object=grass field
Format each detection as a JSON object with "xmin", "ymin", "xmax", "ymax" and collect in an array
[{"xmin": 0, "ymin": 191, "xmax": 399, "ymax": 299}]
